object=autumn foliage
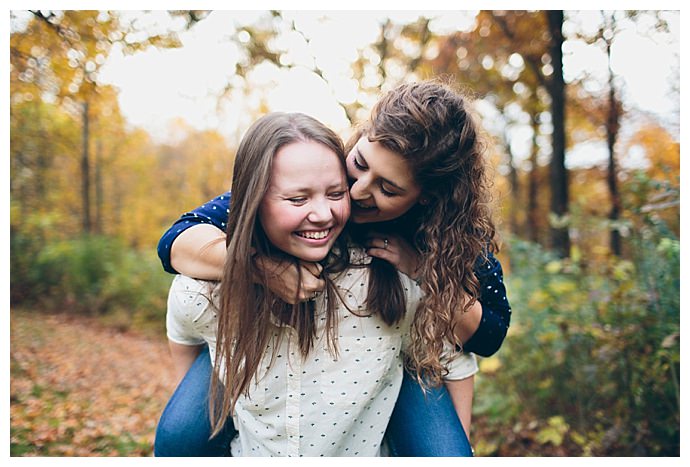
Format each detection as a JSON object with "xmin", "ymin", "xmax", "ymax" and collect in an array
[
  {"xmin": 10, "ymin": 310, "xmax": 176, "ymax": 456},
  {"xmin": 10, "ymin": 10, "xmax": 679, "ymax": 457}
]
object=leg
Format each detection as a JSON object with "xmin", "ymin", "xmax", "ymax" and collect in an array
[
  {"xmin": 385, "ymin": 370, "xmax": 473, "ymax": 457},
  {"xmin": 445, "ymin": 376, "xmax": 475, "ymax": 440},
  {"xmin": 168, "ymin": 341, "xmax": 204, "ymax": 384},
  {"xmin": 154, "ymin": 346, "xmax": 236, "ymax": 456}
]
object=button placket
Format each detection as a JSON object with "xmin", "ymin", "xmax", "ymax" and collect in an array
[{"xmin": 285, "ymin": 330, "xmax": 301, "ymax": 456}]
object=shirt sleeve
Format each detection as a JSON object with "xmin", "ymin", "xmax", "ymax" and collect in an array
[
  {"xmin": 442, "ymin": 346, "xmax": 479, "ymax": 381},
  {"xmin": 462, "ymin": 252, "xmax": 512, "ymax": 357},
  {"xmin": 165, "ymin": 276, "xmax": 208, "ymax": 345},
  {"xmin": 157, "ymin": 192, "xmax": 232, "ymax": 274},
  {"xmin": 165, "ymin": 275, "xmax": 210, "ymax": 346}
]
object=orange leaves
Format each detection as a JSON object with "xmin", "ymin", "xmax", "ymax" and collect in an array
[{"xmin": 11, "ymin": 310, "xmax": 177, "ymax": 456}]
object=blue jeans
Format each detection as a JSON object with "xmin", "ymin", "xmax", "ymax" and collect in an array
[
  {"xmin": 154, "ymin": 346, "xmax": 236, "ymax": 456},
  {"xmin": 154, "ymin": 346, "xmax": 472, "ymax": 457},
  {"xmin": 385, "ymin": 372, "xmax": 473, "ymax": 456}
]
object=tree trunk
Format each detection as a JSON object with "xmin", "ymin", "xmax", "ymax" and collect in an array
[
  {"xmin": 504, "ymin": 131, "xmax": 520, "ymax": 236},
  {"xmin": 527, "ymin": 116, "xmax": 540, "ymax": 244},
  {"xmin": 547, "ymin": 10, "xmax": 570, "ymax": 258},
  {"xmin": 606, "ymin": 36, "xmax": 622, "ymax": 256},
  {"xmin": 81, "ymin": 101, "xmax": 91, "ymax": 234},
  {"xmin": 95, "ymin": 138, "xmax": 103, "ymax": 234}
]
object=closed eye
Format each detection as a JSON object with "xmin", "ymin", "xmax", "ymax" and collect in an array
[
  {"xmin": 328, "ymin": 191, "xmax": 347, "ymax": 200},
  {"xmin": 353, "ymin": 156, "xmax": 366, "ymax": 171},
  {"xmin": 379, "ymin": 183, "xmax": 397, "ymax": 197},
  {"xmin": 286, "ymin": 197, "xmax": 307, "ymax": 205}
]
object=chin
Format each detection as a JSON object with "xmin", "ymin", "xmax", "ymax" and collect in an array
[
  {"xmin": 296, "ymin": 247, "xmax": 331, "ymax": 263},
  {"xmin": 352, "ymin": 214, "xmax": 386, "ymax": 224},
  {"xmin": 351, "ymin": 213, "xmax": 373, "ymax": 224}
]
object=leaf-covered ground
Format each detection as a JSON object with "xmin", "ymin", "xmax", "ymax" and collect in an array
[
  {"xmin": 10, "ymin": 310, "xmax": 177, "ymax": 456},
  {"xmin": 9, "ymin": 308, "xmax": 578, "ymax": 457}
]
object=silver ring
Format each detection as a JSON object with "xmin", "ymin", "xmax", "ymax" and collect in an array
[
  {"xmin": 310, "ymin": 291, "xmax": 319, "ymax": 301},
  {"xmin": 383, "ymin": 238, "xmax": 389, "ymax": 249}
]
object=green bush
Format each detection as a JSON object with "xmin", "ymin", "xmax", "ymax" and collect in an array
[
  {"xmin": 476, "ymin": 219, "xmax": 679, "ymax": 455},
  {"xmin": 10, "ymin": 233, "xmax": 172, "ymax": 333}
]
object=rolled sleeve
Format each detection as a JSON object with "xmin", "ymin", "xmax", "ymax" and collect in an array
[
  {"xmin": 166, "ymin": 275, "xmax": 212, "ymax": 346},
  {"xmin": 441, "ymin": 343, "xmax": 479, "ymax": 381},
  {"xmin": 157, "ymin": 192, "xmax": 232, "ymax": 274},
  {"xmin": 462, "ymin": 252, "xmax": 512, "ymax": 357}
]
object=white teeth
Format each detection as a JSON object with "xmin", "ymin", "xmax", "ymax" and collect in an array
[{"xmin": 297, "ymin": 230, "xmax": 329, "ymax": 240}]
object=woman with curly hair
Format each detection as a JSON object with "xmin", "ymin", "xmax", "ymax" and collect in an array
[{"xmin": 155, "ymin": 79, "xmax": 511, "ymax": 456}]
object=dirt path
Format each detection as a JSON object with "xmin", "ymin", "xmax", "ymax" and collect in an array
[{"xmin": 10, "ymin": 310, "xmax": 178, "ymax": 456}]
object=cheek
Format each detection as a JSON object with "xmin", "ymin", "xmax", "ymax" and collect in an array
[
  {"xmin": 378, "ymin": 195, "xmax": 418, "ymax": 217},
  {"xmin": 337, "ymin": 198, "xmax": 351, "ymax": 223},
  {"xmin": 259, "ymin": 203, "xmax": 299, "ymax": 244}
]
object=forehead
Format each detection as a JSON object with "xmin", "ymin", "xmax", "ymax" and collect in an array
[
  {"xmin": 355, "ymin": 137, "xmax": 417, "ymax": 186},
  {"xmin": 270, "ymin": 140, "xmax": 345, "ymax": 187}
]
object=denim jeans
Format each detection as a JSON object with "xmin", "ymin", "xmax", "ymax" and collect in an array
[
  {"xmin": 385, "ymin": 372, "xmax": 473, "ymax": 456},
  {"xmin": 154, "ymin": 346, "xmax": 236, "ymax": 456},
  {"xmin": 154, "ymin": 346, "xmax": 472, "ymax": 457}
]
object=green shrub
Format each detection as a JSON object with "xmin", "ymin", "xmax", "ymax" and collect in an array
[
  {"xmin": 11, "ymin": 233, "xmax": 172, "ymax": 333},
  {"xmin": 476, "ymin": 219, "xmax": 679, "ymax": 455}
]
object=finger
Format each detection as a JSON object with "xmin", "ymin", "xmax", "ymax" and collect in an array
[
  {"xmin": 298, "ymin": 277, "xmax": 326, "ymax": 301},
  {"xmin": 300, "ymin": 264, "xmax": 324, "ymax": 290},
  {"xmin": 301, "ymin": 261, "xmax": 323, "ymax": 277},
  {"xmin": 364, "ymin": 237, "xmax": 391, "ymax": 251},
  {"xmin": 306, "ymin": 276, "xmax": 326, "ymax": 292},
  {"xmin": 366, "ymin": 247, "xmax": 396, "ymax": 264},
  {"xmin": 300, "ymin": 274, "xmax": 325, "ymax": 293}
]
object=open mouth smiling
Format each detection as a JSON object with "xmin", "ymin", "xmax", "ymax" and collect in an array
[
  {"xmin": 295, "ymin": 229, "xmax": 331, "ymax": 240},
  {"xmin": 353, "ymin": 200, "xmax": 376, "ymax": 210}
]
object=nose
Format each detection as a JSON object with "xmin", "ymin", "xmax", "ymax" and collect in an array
[
  {"xmin": 349, "ymin": 174, "xmax": 372, "ymax": 201},
  {"xmin": 307, "ymin": 197, "xmax": 335, "ymax": 224}
]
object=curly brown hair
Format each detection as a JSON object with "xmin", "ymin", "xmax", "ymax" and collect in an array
[{"xmin": 349, "ymin": 79, "xmax": 498, "ymax": 387}]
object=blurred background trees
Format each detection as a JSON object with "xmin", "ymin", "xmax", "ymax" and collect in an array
[{"xmin": 10, "ymin": 10, "xmax": 679, "ymax": 456}]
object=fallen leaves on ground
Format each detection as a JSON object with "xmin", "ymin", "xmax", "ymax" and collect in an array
[{"xmin": 10, "ymin": 309, "xmax": 177, "ymax": 457}]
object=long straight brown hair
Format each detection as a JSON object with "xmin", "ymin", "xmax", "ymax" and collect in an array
[{"xmin": 209, "ymin": 112, "xmax": 350, "ymax": 436}]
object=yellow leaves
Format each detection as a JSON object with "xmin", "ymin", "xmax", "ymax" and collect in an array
[
  {"xmin": 527, "ymin": 289, "xmax": 550, "ymax": 309},
  {"xmin": 537, "ymin": 376, "xmax": 553, "ymax": 390},
  {"xmin": 10, "ymin": 310, "xmax": 177, "ymax": 456},
  {"xmin": 479, "ymin": 356, "xmax": 502, "ymax": 374},
  {"xmin": 661, "ymin": 332, "xmax": 679, "ymax": 349},
  {"xmin": 535, "ymin": 416, "xmax": 569, "ymax": 446},
  {"xmin": 547, "ymin": 279, "xmax": 577, "ymax": 296},
  {"xmin": 612, "ymin": 260, "xmax": 634, "ymax": 281},
  {"xmin": 473, "ymin": 438, "xmax": 499, "ymax": 456},
  {"xmin": 544, "ymin": 260, "xmax": 562, "ymax": 274},
  {"xmin": 626, "ymin": 122, "xmax": 679, "ymax": 178},
  {"xmin": 657, "ymin": 237, "xmax": 680, "ymax": 257}
]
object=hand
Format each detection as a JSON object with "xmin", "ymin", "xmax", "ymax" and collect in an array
[
  {"xmin": 253, "ymin": 255, "xmax": 325, "ymax": 304},
  {"xmin": 365, "ymin": 233, "xmax": 421, "ymax": 280}
]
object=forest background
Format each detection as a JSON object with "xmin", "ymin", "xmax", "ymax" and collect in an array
[{"xmin": 9, "ymin": 9, "xmax": 680, "ymax": 457}]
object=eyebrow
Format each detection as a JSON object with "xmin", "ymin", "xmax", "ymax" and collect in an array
[
  {"xmin": 277, "ymin": 180, "xmax": 347, "ymax": 194},
  {"xmin": 356, "ymin": 147, "xmax": 408, "ymax": 193}
]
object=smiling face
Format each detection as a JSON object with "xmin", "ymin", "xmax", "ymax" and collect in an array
[
  {"xmin": 258, "ymin": 140, "xmax": 350, "ymax": 262},
  {"xmin": 346, "ymin": 136, "xmax": 422, "ymax": 224}
]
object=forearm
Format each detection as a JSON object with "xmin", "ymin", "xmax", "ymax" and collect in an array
[
  {"xmin": 444, "ymin": 376, "xmax": 474, "ymax": 440},
  {"xmin": 453, "ymin": 299, "xmax": 483, "ymax": 346},
  {"xmin": 168, "ymin": 341, "xmax": 204, "ymax": 384},
  {"xmin": 170, "ymin": 224, "xmax": 226, "ymax": 280}
]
